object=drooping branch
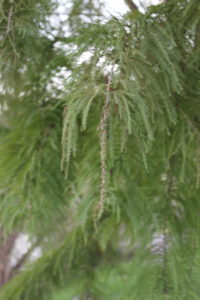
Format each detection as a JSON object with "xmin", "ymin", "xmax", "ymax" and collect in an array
[{"xmin": 124, "ymin": 0, "xmax": 138, "ymax": 12}]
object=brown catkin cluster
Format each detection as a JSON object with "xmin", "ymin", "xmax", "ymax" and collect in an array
[
  {"xmin": 61, "ymin": 105, "xmax": 73, "ymax": 178},
  {"xmin": 96, "ymin": 71, "xmax": 113, "ymax": 221}
]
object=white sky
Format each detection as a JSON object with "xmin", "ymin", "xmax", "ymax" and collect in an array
[
  {"xmin": 105, "ymin": 0, "xmax": 163, "ymax": 14},
  {"xmin": 55, "ymin": 0, "xmax": 164, "ymax": 20}
]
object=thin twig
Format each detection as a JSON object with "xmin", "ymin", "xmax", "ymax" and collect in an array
[
  {"xmin": 162, "ymin": 216, "xmax": 168, "ymax": 298},
  {"xmin": 5, "ymin": 6, "xmax": 14, "ymax": 38},
  {"xmin": 179, "ymin": 108, "xmax": 200, "ymax": 139},
  {"xmin": 162, "ymin": 169, "xmax": 173, "ymax": 298}
]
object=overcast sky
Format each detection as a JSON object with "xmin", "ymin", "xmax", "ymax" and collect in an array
[
  {"xmin": 54, "ymin": 0, "xmax": 163, "ymax": 23},
  {"xmin": 105, "ymin": 0, "xmax": 163, "ymax": 14}
]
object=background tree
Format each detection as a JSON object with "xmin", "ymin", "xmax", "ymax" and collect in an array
[{"xmin": 0, "ymin": 0, "xmax": 200, "ymax": 299}]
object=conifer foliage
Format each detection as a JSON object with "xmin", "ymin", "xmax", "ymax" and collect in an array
[{"xmin": 0, "ymin": 0, "xmax": 200, "ymax": 299}]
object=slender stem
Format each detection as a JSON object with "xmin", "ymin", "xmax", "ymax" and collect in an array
[
  {"xmin": 5, "ymin": 6, "xmax": 14, "ymax": 38},
  {"xmin": 162, "ymin": 216, "xmax": 168, "ymax": 298},
  {"xmin": 162, "ymin": 167, "xmax": 173, "ymax": 297}
]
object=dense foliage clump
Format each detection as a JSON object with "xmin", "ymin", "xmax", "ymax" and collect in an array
[{"xmin": 0, "ymin": 0, "xmax": 200, "ymax": 299}]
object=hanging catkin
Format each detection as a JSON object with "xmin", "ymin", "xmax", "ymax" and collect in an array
[{"xmin": 96, "ymin": 70, "xmax": 113, "ymax": 221}]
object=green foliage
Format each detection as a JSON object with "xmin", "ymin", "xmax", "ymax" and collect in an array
[{"xmin": 0, "ymin": 0, "xmax": 200, "ymax": 299}]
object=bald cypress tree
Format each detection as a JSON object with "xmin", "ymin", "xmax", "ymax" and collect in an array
[{"xmin": 0, "ymin": 0, "xmax": 200, "ymax": 299}]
